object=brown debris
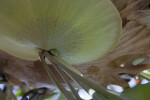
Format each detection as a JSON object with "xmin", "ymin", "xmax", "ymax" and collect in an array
[
  {"xmin": 127, "ymin": 10, "xmax": 150, "ymax": 20},
  {"xmin": 120, "ymin": 0, "xmax": 150, "ymax": 19}
]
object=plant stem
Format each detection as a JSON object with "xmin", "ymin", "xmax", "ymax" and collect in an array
[
  {"xmin": 7, "ymin": 85, "xmax": 17, "ymax": 100},
  {"xmin": 43, "ymin": 51, "xmax": 135, "ymax": 100},
  {"xmin": 52, "ymin": 62, "xmax": 82, "ymax": 100},
  {"xmin": 39, "ymin": 52, "xmax": 75, "ymax": 100}
]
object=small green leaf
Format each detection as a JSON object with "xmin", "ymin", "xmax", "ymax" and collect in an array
[
  {"xmin": 132, "ymin": 58, "xmax": 145, "ymax": 65},
  {"xmin": 15, "ymin": 89, "xmax": 22, "ymax": 96},
  {"xmin": 140, "ymin": 72, "xmax": 150, "ymax": 80}
]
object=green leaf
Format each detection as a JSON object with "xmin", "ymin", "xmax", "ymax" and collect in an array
[
  {"xmin": 140, "ymin": 72, "xmax": 150, "ymax": 80},
  {"xmin": 15, "ymin": 89, "xmax": 22, "ymax": 96},
  {"xmin": 0, "ymin": 0, "xmax": 122, "ymax": 65},
  {"xmin": 123, "ymin": 83, "xmax": 150, "ymax": 100},
  {"xmin": 132, "ymin": 58, "xmax": 145, "ymax": 65}
]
